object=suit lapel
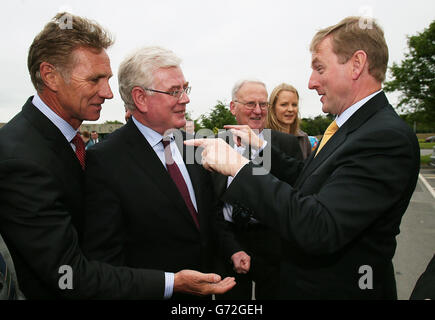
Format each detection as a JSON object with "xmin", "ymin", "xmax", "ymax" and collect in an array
[
  {"xmin": 180, "ymin": 133, "xmax": 205, "ymax": 225},
  {"xmin": 123, "ymin": 123, "xmax": 199, "ymax": 230},
  {"xmin": 297, "ymin": 128, "xmax": 347, "ymax": 185},
  {"xmin": 20, "ymin": 98, "xmax": 85, "ymax": 229},
  {"xmin": 296, "ymin": 92, "xmax": 388, "ymax": 187},
  {"xmin": 21, "ymin": 98, "xmax": 83, "ymax": 182}
]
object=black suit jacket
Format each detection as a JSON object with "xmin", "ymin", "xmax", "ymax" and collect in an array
[
  {"xmin": 223, "ymin": 92, "xmax": 420, "ymax": 299},
  {"xmin": 82, "ymin": 120, "xmax": 217, "ymax": 297},
  {"xmin": 212, "ymin": 129, "xmax": 303, "ymax": 260},
  {"xmin": 0, "ymin": 98, "xmax": 164, "ymax": 299},
  {"xmin": 410, "ymin": 254, "xmax": 435, "ymax": 300}
]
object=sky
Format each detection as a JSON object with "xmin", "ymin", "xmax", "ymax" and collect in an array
[{"xmin": 0, "ymin": 0, "xmax": 434, "ymax": 124}]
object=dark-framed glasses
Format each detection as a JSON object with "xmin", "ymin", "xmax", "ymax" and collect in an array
[
  {"xmin": 235, "ymin": 100, "xmax": 269, "ymax": 110},
  {"xmin": 142, "ymin": 86, "xmax": 191, "ymax": 99}
]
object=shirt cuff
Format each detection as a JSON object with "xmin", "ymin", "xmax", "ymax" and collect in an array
[
  {"xmin": 164, "ymin": 272, "xmax": 174, "ymax": 299},
  {"xmin": 251, "ymin": 139, "xmax": 268, "ymax": 159}
]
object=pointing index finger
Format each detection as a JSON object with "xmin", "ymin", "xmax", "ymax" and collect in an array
[
  {"xmin": 184, "ymin": 138, "xmax": 207, "ymax": 147},
  {"xmin": 224, "ymin": 125, "xmax": 246, "ymax": 130}
]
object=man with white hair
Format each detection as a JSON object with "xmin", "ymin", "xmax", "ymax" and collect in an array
[
  {"xmin": 82, "ymin": 46, "xmax": 235, "ymax": 300},
  {"xmin": 213, "ymin": 79, "xmax": 302, "ymax": 300}
]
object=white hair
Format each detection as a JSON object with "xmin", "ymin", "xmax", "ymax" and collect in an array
[
  {"xmin": 118, "ymin": 46, "xmax": 182, "ymax": 111},
  {"xmin": 231, "ymin": 79, "xmax": 267, "ymax": 100}
]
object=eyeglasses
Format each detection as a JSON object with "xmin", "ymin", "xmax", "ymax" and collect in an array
[
  {"xmin": 142, "ymin": 86, "xmax": 191, "ymax": 99},
  {"xmin": 235, "ymin": 100, "xmax": 269, "ymax": 110}
]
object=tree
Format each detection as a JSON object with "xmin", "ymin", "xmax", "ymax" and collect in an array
[
  {"xmin": 199, "ymin": 101, "xmax": 236, "ymax": 133},
  {"xmin": 300, "ymin": 114, "xmax": 335, "ymax": 136},
  {"xmin": 384, "ymin": 20, "xmax": 435, "ymax": 124},
  {"xmin": 104, "ymin": 120, "xmax": 123, "ymax": 125}
]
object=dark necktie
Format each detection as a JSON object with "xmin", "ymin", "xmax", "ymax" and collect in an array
[
  {"xmin": 71, "ymin": 133, "xmax": 86, "ymax": 170},
  {"xmin": 0, "ymin": 251, "xmax": 17, "ymax": 300},
  {"xmin": 162, "ymin": 139, "xmax": 200, "ymax": 229}
]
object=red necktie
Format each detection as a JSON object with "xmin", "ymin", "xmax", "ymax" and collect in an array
[
  {"xmin": 71, "ymin": 133, "xmax": 86, "ymax": 170},
  {"xmin": 162, "ymin": 139, "xmax": 200, "ymax": 229}
]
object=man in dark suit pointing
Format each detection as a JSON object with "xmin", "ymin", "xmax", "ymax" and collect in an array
[
  {"xmin": 0, "ymin": 13, "xmax": 234, "ymax": 299},
  {"xmin": 187, "ymin": 16, "xmax": 420, "ymax": 299}
]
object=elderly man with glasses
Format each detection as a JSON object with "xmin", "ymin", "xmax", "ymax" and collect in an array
[
  {"xmin": 81, "ymin": 46, "xmax": 235, "ymax": 300},
  {"xmin": 212, "ymin": 80, "xmax": 302, "ymax": 300}
]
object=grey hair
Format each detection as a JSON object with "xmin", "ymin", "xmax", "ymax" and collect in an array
[
  {"xmin": 231, "ymin": 79, "xmax": 267, "ymax": 101},
  {"xmin": 118, "ymin": 46, "xmax": 182, "ymax": 111}
]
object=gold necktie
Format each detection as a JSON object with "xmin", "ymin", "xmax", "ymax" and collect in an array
[{"xmin": 315, "ymin": 120, "xmax": 338, "ymax": 157}]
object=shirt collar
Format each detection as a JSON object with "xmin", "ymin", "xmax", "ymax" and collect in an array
[
  {"xmin": 132, "ymin": 116, "xmax": 174, "ymax": 147},
  {"xmin": 32, "ymin": 94, "xmax": 78, "ymax": 142},
  {"xmin": 335, "ymin": 89, "xmax": 383, "ymax": 128}
]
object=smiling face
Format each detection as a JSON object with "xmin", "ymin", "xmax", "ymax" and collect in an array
[
  {"xmin": 274, "ymin": 90, "xmax": 299, "ymax": 129},
  {"xmin": 143, "ymin": 66, "xmax": 189, "ymax": 134},
  {"xmin": 308, "ymin": 36, "xmax": 353, "ymax": 116},
  {"xmin": 55, "ymin": 47, "xmax": 113, "ymax": 128},
  {"xmin": 230, "ymin": 82, "xmax": 268, "ymax": 130}
]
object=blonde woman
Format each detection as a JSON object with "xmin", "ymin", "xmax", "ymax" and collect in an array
[{"xmin": 267, "ymin": 83, "xmax": 312, "ymax": 159}]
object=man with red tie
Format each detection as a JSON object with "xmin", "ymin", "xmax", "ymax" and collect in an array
[
  {"xmin": 0, "ymin": 13, "xmax": 234, "ymax": 299},
  {"xmin": 82, "ymin": 46, "xmax": 229, "ymax": 300}
]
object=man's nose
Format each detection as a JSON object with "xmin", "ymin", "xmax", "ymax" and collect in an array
[
  {"xmin": 252, "ymin": 103, "xmax": 262, "ymax": 113},
  {"xmin": 100, "ymin": 80, "xmax": 114, "ymax": 100},
  {"xmin": 179, "ymin": 91, "xmax": 190, "ymax": 104},
  {"xmin": 308, "ymin": 71, "xmax": 318, "ymax": 90}
]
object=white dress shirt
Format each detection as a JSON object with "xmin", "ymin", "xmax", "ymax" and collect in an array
[
  {"xmin": 335, "ymin": 90, "xmax": 382, "ymax": 128},
  {"xmin": 32, "ymin": 94, "xmax": 78, "ymax": 148}
]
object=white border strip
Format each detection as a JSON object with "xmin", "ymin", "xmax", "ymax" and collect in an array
[{"xmin": 419, "ymin": 173, "xmax": 435, "ymax": 199}]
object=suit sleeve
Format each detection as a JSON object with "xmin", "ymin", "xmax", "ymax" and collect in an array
[
  {"xmin": 410, "ymin": 254, "xmax": 435, "ymax": 300},
  {"xmin": 223, "ymin": 127, "xmax": 418, "ymax": 255},
  {"xmin": 266, "ymin": 143, "xmax": 305, "ymax": 186},
  {"xmin": 212, "ymin": 133, "xmax": 304, "ymax": 260},
  {"xmin": 284, "ymin": 134, "xmax": 304, "ymax": 162},
  {"xmin": 82, "ymin": 149, "xmax": 126, "ymax": 266},
  {"xmin": 0, "ymin": 158, "xmax": 165, "ymax": 299}
]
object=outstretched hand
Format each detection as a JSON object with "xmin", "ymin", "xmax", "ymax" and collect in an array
[
  {"xmin": 173, "ymin": 269, "xmax": 236, "ymax": 296},
  {"xmin": 184, "ymin": 138, "xmax": 249, "ymax": 176},
  {"xmin": 224, "ymin": 125, "xmax": 265, "ymax": 150}
]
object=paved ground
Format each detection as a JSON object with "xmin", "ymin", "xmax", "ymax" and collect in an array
[
  {"xmin": 420, "ymin": 149, "xmax": 432, "ymax": 156},
  {"xmin": 393, "ymin": 167, "xmax": 435, "ymax": 299},
  {"xmin": 421, "ymin": 149, "xmax": 433, "ymax": 156}
]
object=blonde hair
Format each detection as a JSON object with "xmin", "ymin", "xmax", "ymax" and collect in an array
[
  {"xmin": 266, "ymin": 83, "xmax": 300, "ymax": 135},
  {"xmin": 310, "ymin": 16, "xmax": 388, "ymax": 83},
  {"xmin": 28, "ymin": 12, "xmax": 113, "ymax": 92}
]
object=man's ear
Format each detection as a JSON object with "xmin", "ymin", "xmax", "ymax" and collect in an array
[
  {"xmin": 230, "ymin": 101, "xmax": 237, "ymax": 116},
  {"xmin": 351, "ymin": 50, "xmax": 368, "ymax": 80},
  {"xmin": 131, "ymin": 87, "xmax": 148, "ymax": 113},
  {"xmin": 39, "ymin": 62, "xmax": 61, "ymax": 91}
]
